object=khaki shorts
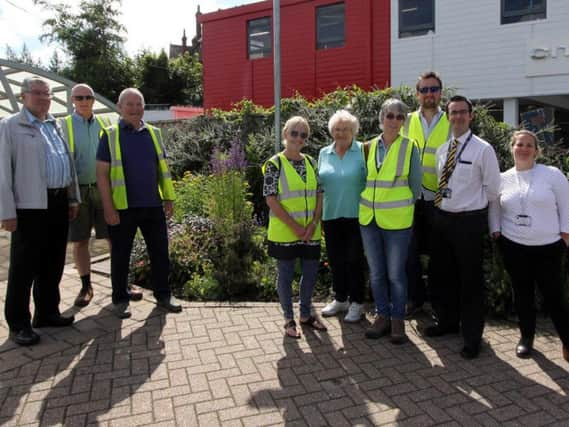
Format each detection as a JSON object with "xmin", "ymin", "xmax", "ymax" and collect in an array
[{"xmin": 68, "ymin": 184, "xmax": 109, "ymax": 242}]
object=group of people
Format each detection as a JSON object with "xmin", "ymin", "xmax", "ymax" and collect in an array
[
  {"xmin": 264, "ymin": 71, "xmax": 569, "ymax": 362},
  {"xmin": 0, "ymin": 77, "xmax": 181, "ymax": 347},
  {"xmin": 1, "ymin": 73, "xmax": 568, "ymax": 364}
]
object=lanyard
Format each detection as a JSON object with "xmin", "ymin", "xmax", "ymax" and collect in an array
[
  {"xmin": 514, "ymin": 166, "xmax": 535, "ymax": 215},
  {"xmin": 455, "ymin": 131, "xmax": 473, "ymax": 162}
]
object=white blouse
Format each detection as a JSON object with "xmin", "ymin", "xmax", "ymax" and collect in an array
[{"xmin": 489, "ymin": 164, "xmax": 569, "ymax": 246}]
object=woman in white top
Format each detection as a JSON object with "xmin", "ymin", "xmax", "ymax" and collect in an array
[{"xmin": 490, "ymin": 130, "xmax": 569, "ymax": 362}]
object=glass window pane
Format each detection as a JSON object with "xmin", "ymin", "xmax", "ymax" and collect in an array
[
  {"xmin": 399, "ymin": 0, "xmax": 434, "ymax": 38},
  {"xmin": 317, "ymin": 3, "xmax": 345, "ymax": 50},
  {"xmin": 502, "ymin": 0, "xmax": 546, "ymax": 24},
  {"xmin": 248, "ymin": 17, "xmax": 272, "ymax": 59}
]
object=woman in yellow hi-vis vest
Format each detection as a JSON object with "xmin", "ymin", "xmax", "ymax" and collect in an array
[
  {"xmin": 360, "ymin": 99, "xmax": 422, "ymax": 344},
  {"xmin": 263, "ymin": 116, "xmax": 327, "ymax": 338}
]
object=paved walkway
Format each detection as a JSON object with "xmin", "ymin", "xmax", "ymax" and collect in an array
[{"xmin": 0, "ymin": 238, "xmax": 568, "ymax": 425}]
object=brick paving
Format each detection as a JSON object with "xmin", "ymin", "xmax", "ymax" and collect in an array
[{"xmin": 0, "ymin": 239, "xmax": 568, "ymax": 425}]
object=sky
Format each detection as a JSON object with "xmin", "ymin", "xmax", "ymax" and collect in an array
[{"xmin": 0, "ymin": 0, "xmax": 260, "ymax": 64}]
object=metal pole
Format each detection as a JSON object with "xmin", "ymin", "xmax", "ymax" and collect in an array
[{"xmin": 273, "ymin": 0, "xmax": 281, "ymax": 152}]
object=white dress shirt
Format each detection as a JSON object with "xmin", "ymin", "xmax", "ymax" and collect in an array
[
  {"xmin": 435, "ymin": 130, "xmax": 501, "ymax": 213},
  {"xmin": 489, "ymin": 164, "xmax": 569, "ymax": 246}
]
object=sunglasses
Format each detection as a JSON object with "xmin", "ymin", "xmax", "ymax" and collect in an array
[
  {"xmin": 418, "ymin": 86, "xmax": 441, "ymax": 94},
  {"xmin": 74, "ymin": 95, "xmax": 95, "ymax": 101},
  {"xmin": 290, "ymin": 130, "xmax": 308, "ymax": 139},
  {"xmin": 385, "ymin": 113, "xmax": 405, "ymax": 121}
]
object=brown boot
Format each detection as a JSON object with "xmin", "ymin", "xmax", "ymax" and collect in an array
[
  {"xmin": 390, "ymin": 318, "xmax": 407, "ymax": 345},
  {"xmin": 365, "ymin": 315, "xmax": 391, "ymax": 339},
  {"xmin": 74, "ymin": 286, "xmax": 93, "ymax": 307},
  {"xmin": 563, "ymin": 345, "xmax": 569, "ymax": 363}
]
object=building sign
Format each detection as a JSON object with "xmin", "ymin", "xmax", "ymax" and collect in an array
[{"xmin": 526, "ymin": 35, "xmax": 569, "ymax": 77}]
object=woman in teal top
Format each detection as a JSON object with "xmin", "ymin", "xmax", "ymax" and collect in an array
[{"xmin": 319, "ymin": 110, "xmax": 367, "ymax": 323}]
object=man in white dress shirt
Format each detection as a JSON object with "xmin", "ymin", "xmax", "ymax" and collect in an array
[{"xmin": 424, "ymin": 95, "xmax": 501, "ymax": 359}]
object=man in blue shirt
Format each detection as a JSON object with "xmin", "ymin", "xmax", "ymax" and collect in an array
[
  {"xmin": 60, "ymin": 84, "xmax": 142, "ymax": 308},
  {"xmin": 0, "ymin": 77, "xmax": 80, "ymax": 346},
  {"xmin": 96, "ymin": 88, "xmax": 180, "ymax": 318}
]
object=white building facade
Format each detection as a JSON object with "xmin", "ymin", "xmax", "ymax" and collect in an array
[{"xmin": 391, "ymin": 0, "xmax": 569, "ymax": 140}]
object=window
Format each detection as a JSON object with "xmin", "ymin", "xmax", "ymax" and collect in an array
[
  {"xmin": 248, "ymin": 17, "xmax": 272, "ymax": 59},
  {"xmin": 501, "ymin": 0, "xmax": 546, "ymax": 24},
  {"xmin": 316, "ymin": 3, "xmax": 345, "ymax": 50},
  {"xmin": 399, "ymin": 0, "xmax": 435, "ymax": 38}
]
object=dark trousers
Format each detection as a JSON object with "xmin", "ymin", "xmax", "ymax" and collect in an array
[
  {"xmin": 430, "ymin": 208, "xmax": 487, "ymax": 348},
  {"xmin": 5, "ymin": 191, "xmax": 69, "ymax": 331},
  {"xmin": 406, "ymin": 199, "xmax": 435, "ymax": 306},
  {"xmin": 108, "ymin": 207, "xmax": 171, "ymax": 304},
  {"xmin": 322, "ymin": 218, "xmax": 365, "ymax": 304},
  {"xmin": 499, "ymin": 236, "xmax": 569, "ymax": 347}
]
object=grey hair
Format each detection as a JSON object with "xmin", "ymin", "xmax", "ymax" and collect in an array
[
  {"xmin": 328, "ymin": 110, "xmax": 359, "ymax": 136},
  {"xmin": 71, "ymin": 83, "xmax": 95, "ymax": 96},
  {"xmin": 379, "ymin": 98, "xmax": 409, "ymax": 129},
  {"xmin": 20, "ymin": 76, "xmax": 50, "ymax": 95},
  {"xmin": 281, "ymin": 116, "xmax": 310, "ymax": 147},
  {"xmin": 117, "ymin": 88, "xmax": 145, "ymax": 106}
]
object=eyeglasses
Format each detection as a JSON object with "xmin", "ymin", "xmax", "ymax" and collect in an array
[
  {"xmin": 290, "ymin": 130, "xmax": 308, "ymax": 139},
  {"xmin": 418, "ymin": 86, "xmax": 441, "ymax": 94},
  {"xmin": 385, "ymin": 113, "xmax": 405, "ymax": 121},
  {"xmin": 449, "ymin": 109, "xmax": 470, "ymax": 117},
  {"xmin": 73, "ymin": 95, "xmax": 95, "ymax": 101},
  {"xmin": 26, "ymin": 90, "xmax": 52, "ymax": 97}
]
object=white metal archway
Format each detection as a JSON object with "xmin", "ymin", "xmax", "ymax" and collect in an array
[{"xmin": 0, "ymin": 58, "xmax": 117, "ymax": 120}]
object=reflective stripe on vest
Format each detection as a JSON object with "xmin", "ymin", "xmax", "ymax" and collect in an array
[
  {"xmin": 63, "ymin": 114, "xmax": 111, "ymax": 153},
  {"xmin": 403, "ymin": 111, "xmax": 450, "ymax": 192},
  {"xmin": 263, "ymin": 153, "xmax": 321, "ymax": 243},
  {"xmin": 359, "ymin": 136, "xmax": 414, "ymax": 230},
  {"xmin": 103, "ymin": 124, "xmax": 175, "ymax": 210}
]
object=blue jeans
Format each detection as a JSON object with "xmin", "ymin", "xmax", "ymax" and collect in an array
[
  {"xmin": 360, "ymin": 223, "xmax": 412, "ymax": 320},
  {"xmin": 277, "ymin": 258, "xmax": 319, "ymax": 320}
]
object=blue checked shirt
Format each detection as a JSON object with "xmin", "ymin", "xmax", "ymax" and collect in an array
[{"xmin": 25, "ymin": 109, "xmax": 72, "ymax": 189}]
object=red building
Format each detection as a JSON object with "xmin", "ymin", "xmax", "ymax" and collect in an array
[{"xmin": 199, "ymin": 0, "xmax": 391, "ymax": 110}]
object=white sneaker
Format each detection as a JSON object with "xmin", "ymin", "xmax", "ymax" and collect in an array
[
  {"xmin": 344, "ymin": 302, "xmax": 364, "ymax": 323},
  {"xmin": 321, "ymin": 300, "xmax": 350, "ymax": 317}
]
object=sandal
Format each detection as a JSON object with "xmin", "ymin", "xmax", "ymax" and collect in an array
[
  {"xmin": 300, "ymin": 316, "xmax": 328, "ymax": 331},
  {"xmin": 284, "ymin": 319, "xmax": 301, "ymax": 339}
]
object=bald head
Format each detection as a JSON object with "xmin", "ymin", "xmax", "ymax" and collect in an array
[{"xmin": 71, "ymin": 83, "xmax": 95, "ymax": 119}]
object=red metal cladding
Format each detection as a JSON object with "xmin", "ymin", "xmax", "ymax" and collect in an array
[{"xmin": 200, "ymin": 0, "xmax": 390, "ymax": 110}]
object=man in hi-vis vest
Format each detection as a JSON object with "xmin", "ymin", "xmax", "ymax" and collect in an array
[
  {"xmin": 60, "ymin": 84, "xmax": 143, "ymax": 308},
  {"xmin": 96, "ymin": 88, "xmax": 180, "ymax": 318},
  {"xmin": 402, "ymin": 71, "xmax": 450, "ymax": 318}
]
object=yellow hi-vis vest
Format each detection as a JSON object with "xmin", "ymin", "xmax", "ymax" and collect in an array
[
  {"xmin": 102, "ymin": 124, "xmax": 176, "ymax": 210},
  {"xmin": 403, "ymin": 111, "xmax": 450, "ymax": 192},
  {"xmin": 359, "ymin": 135, "xmax": 415, "ymax": 230},
  {"xmin": 61, "ymin": 114, "xmax": 111, "ymax": 153},
  {"xmin": 262, "ymin": 153, "xmax": 322, "ymax": 243}
]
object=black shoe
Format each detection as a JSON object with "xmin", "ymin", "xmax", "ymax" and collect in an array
[
  {"xmin": 9, "ymin": 328, "xmax": 40, "ymax": 346},
  {"xmin": 516, "ymin": 337, "xmax": 533, "ymax": 359},
  {"xmin": 423, "ymin": 323, "xmax": 459, "ymax": 337},
  {"xmin": 460, "ymin": 345, "xmax": 480, "ymax": 360},
  {"xmin": 405, "ymin": 302, "xmax": 424, "ymax": 319},
  {"xmin": 32, "ymin": 314, "xmax": 75, "ymax": 328},
  {"xmin": 128, "ymin": 284, "xmax": 143, "ymax": 302},
  {"xmin": 157, "ymin": 296, "xmax": 182, "ymax": 313}
]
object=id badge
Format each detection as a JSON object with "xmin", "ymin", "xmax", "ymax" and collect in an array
[
  {"xmin": 515, "ymin": 214, "xmax": 531, "ymax": 227},
  {"xmin": 441, "ymin": 188, "xmax": 452, "ymax": 199}
]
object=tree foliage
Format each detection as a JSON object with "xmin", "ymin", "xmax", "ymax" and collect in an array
[
  {"xmin": 35, "ymin": 0, "xmax": 135, "ymax": 101},
  {"xmin": 135, "ymin": 51, "xmax": 203, "ymax": 106}
]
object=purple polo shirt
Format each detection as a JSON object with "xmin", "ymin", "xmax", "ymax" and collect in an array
[{"xmin": 97, "ymin": 119, "xmax": 162, "ymax": 208}]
